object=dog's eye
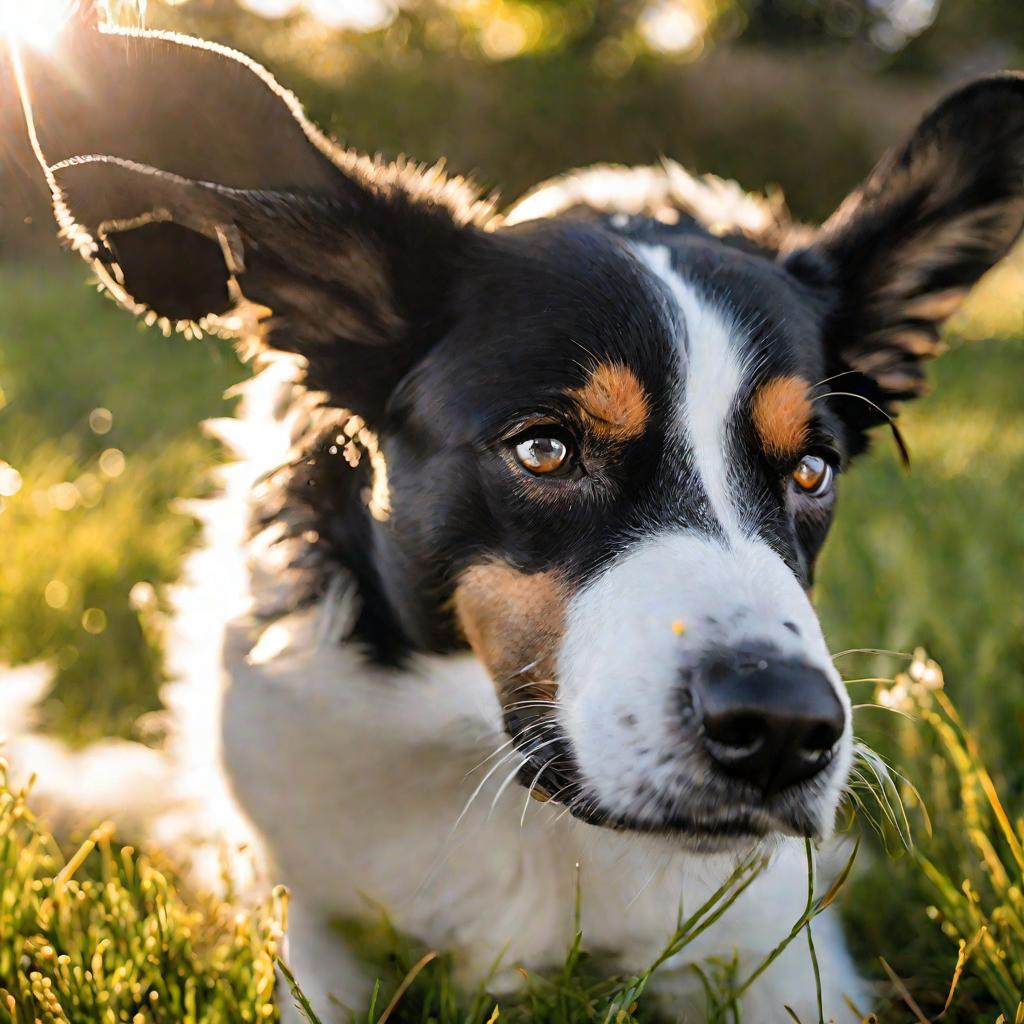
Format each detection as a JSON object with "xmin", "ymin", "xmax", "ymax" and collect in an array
[
  {"xmin": 514, "ymin": 435, "xmax": 570, "ymax": 475},
  {"xmin": 792, "ymin": 454, "xmax": 834, "ymax": 497}
]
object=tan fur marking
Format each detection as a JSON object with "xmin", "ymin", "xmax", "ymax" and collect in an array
[
  {"xmin": 571, "ymin": 363, "xmax": 650, "ymax": 442},
  {"xmin": 886, "ymin": 330, "xmax": 942, "ymax": 357},
  {"xmin": 901, "ymin": 287, "xmax": 968, "ymax": 323},
  {"xmin": 453, "ymin": 563, "xmax": 567, "ymax": 701},
  {"xmin": 752, "ymin": 376, "xmax": 812, "ymax": 459},
  {"xmin": 876, "ymin": 371, "xmax": 925, "ymax": 394}
]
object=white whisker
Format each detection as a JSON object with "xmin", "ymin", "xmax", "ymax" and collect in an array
[
  {"xmin": 502, "ymin": 677, "xmax": 558, "ymax": 698},
  {"xmin": 464, "ymin": 735, "xmax": 517, "ymax": 778},
  {"xmin": 520, "ymin": 755, "xmax": 562, "ymax": 828},
  {"xmin": 622, "ymin": 851, "xmax": 671, "ymax": 909},
  {"xmin": 832, "ymin": 647, "xmax": 912, "ymax": 661},
  {"xmin": 488, "ymin": 736, "xmax": 562, "ymax": 816},
  {"xmin": 507, "ymin": 660, "xmax": 543, "ymax": 681},
  {"xmin": 451, "ymin": 748, "xmax": 522, "ymax": 836},
  {"xmin": 503, "ymin": 700, "xmax": 560, "ymax": 713}
]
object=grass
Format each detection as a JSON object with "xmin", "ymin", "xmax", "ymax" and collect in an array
[
  {"xmin": 841, "ymin": 653, "xmax": 1024, "ymax": 1022},
  {"xmin": 2, "ymin": 254, "xmax": 1024, "ymax": 1020},
  {"xmin": 1, "ymin": 755, "xmax": 851, "ymax": 1024},
  {"xmin": 0, "ymin": 760, "xmax": 284, "ymax": 1023}
]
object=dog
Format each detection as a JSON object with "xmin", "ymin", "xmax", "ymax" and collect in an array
[{"xmin": 9, "ymin": 16, "xmax": 1024, "ymax": 1021}]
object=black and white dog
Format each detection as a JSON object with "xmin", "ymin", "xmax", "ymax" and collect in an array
[{"xmin": 11, "ymin": 18, "xmax": 1024, "ymax": 1021}]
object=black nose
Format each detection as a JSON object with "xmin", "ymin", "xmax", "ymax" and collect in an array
[{"xmin": 694, "ymin": 655, "xmax": 845, "ymax": 797}]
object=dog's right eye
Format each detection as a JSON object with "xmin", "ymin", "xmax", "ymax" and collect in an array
[{"xmin": 513, "ymin": 435, "xmax": 571, "ymax": 475}]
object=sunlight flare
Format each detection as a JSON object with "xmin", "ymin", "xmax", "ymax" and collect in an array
[{"xmin": 0, "ymin": 0, "xmax": 72, "ymax": 49}]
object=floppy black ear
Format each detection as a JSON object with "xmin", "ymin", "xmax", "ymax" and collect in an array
[
  {"xmin": 785, "ymin": 73, "xmax": 1024, "ymax": 449},
  {"xmin": 15, "ymin": 20, "xmax": 491, "ymax": 425}
]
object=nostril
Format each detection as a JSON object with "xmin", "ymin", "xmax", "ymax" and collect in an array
[
  {"xmin": 707, "ymin": 711, "xmax": 764, "ymax": 754},
  {"xmin": 802, "ymin": 721, "xmax": 841, "ymax": 756}
]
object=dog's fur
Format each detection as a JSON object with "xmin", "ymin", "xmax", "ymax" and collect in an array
[{"xmin": 7, "ymin": 17, "xmax": 1024, "ymax": 1022}]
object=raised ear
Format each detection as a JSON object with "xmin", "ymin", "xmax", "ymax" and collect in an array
[
  {"xmin": 785, "ymin": 73, "xmax": 1024, "ymax": 447},
  {"xmin": 14, "ymin": 20, "xmax": 491, "ymax": 425}
]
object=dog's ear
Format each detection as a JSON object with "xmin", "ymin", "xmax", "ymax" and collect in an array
[
  {"xmin": 785, "ymin": 74, "xmax": 1024, "ymax": 450},
  {"xmin": 17, "ymin": 22, "xmax": 490, "ymax": 426}
]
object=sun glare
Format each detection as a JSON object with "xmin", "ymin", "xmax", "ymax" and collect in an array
[{"xmin": 0, "ymin": 0, "xmax": 72, "ymax": 49}]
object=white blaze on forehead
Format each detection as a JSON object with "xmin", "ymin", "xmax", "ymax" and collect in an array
[{"xmin": 633, "ymin": 243, "xmax": 748, "ymax": 540}]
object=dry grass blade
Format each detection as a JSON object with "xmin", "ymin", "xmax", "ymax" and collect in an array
[
  {"xmin": 815, "ymin": 836, "xmax": 860, "ymax": 914},
  {"xmin": 377, "ymin": 951, "xmax": 439, "ymax": 1024},
  {"xmin": 935, "ymin": 928, "xmax": 987, "ymax": 1020},
  {"xmin": 879, "ymin": 958, "xmax": 930, "ymax": 1024}
]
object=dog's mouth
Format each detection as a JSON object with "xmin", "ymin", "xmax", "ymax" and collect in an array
[
  {"xmin": 506, "ymin": 711, "xmax": 829, "ymax": 847},
  {"xmin": 572, "ymin": 798, "xmax": 824, "ymax": 849}
]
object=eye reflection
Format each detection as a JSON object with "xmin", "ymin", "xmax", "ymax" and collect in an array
[{"xmin": 514, "ymin": 436, "xmax": 569, "ymax": 475}]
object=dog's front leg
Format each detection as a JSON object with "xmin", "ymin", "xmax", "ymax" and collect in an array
[{"xmin": 279, "ymin": 897, "xmax": 375, "ymax": 1024}]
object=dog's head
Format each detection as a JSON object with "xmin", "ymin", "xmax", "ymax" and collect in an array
[{"xmin": 19, "ymin": 24, "xmax": 1024, "ymax": 848}]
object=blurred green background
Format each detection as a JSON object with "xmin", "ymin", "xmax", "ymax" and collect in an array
[{"xmin": 1, "ymin": 0, "xmax": 1024, "ymax": 1017}]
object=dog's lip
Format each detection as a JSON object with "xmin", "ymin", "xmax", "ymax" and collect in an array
[
  {"xmin": 566, "ymin": 799, "xmax": 814, "ymax": 839},
  {"xmin": 511, "ymin": 745, "xmax": 825, "ymax": 839},
  {"xmin": 513, "ymin": 766, "xmax": 823, "ymax": 843}
]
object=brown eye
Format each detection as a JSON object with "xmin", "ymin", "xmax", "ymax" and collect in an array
[
  {"xmin": 792, "ymin": 454, "xmax": 834, "ymax": 497},
  {"xmin": 514, "ymin": 436, "xmax": 569, "ymax": 475}
]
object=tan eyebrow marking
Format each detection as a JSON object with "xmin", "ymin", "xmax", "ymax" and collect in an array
[
  {"xmin": 453, "ymin": 562, "xmax": 567, "ymax": 702},
  {"xmin": 570, "ymin": 362, "xmax": 650, "ymax": 442},
  {"xmin": 752, "ymin": 375, "xmax": 812, "ymax": 459}
]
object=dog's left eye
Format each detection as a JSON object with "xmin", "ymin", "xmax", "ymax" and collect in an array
[
  {"xmin": 513, "ymin": 435, "xmax": 571, "ymax": 475},
  {"xmin": 792, "ymin": 454, "xmax": 835, "ymax": 497}
]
